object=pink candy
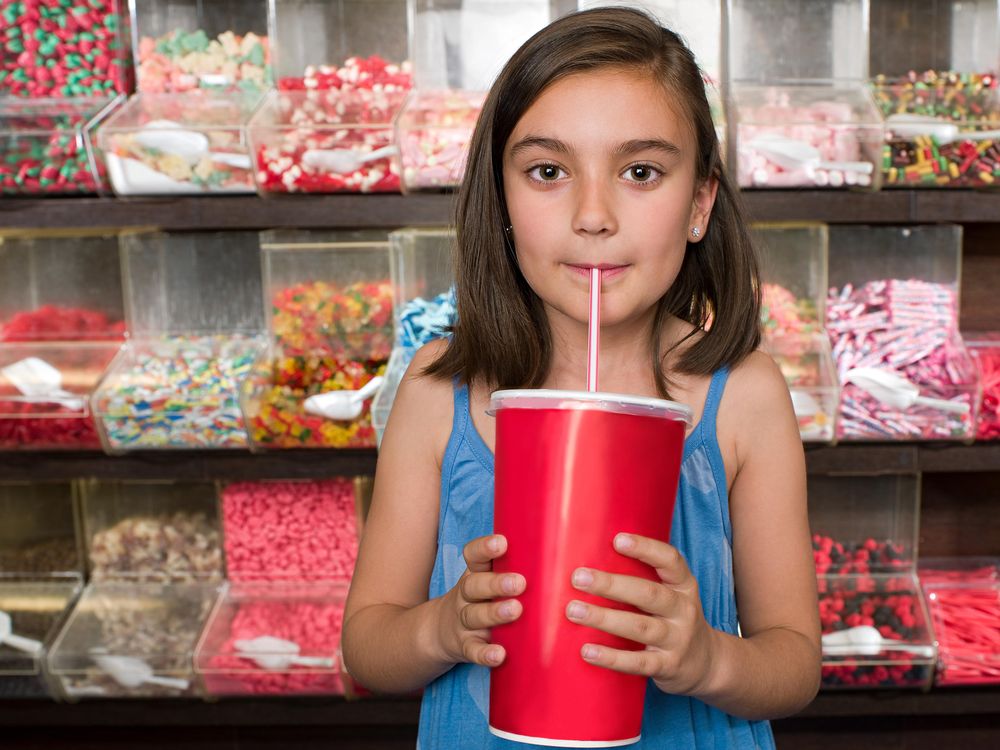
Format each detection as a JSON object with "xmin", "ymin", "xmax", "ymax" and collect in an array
[
  {"xmin": 221, "ymin": 479, "xmax": 359, "ymax": 582},
  {"xmin": 827, "ymin": 279, "xmax": 977, "ymax": 440},
  {"xmin": 398, "ymin": 90, "xmax": 484, "ymax": 191}
]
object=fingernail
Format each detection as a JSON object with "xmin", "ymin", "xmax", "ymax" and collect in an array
[
  {"xmin": 573, "ymin": 568, "xmax": 593, "ymax": 588},
  {"xmin": 502, "ymin": 575, "xmax": 519, "ymax": 594},
  {"xmin": 488, "ymin": 647, "xmax": 503, "ymax": 664},
  {"xmin": 488, "ymin": 536, "xmax": 502, "ymax": 553},
  {"xmin": 567, "ymin": 602, "xmax": 587, "ymax": 620},
  {"xmin": 581, "ymin": 644, "xmax": 598, "ymax": 660},
  {"xmin": 614, "ymin": 533, "xmax": 634, "ymax": 551},
  {"xmin": 499, "ymin": 601, "xmax": 516, "ymax": 618}
]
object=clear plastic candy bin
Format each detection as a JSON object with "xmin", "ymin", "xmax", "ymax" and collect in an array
[
  {"xmin": 78, "ymin": 480, "xmax": 224, "ymax": 583},
  {"xmin": 97, "ymin": 91, "xmax": 262, "ymax": 195},
  {"xmin": 764, "ymin": 334, "xmax": 838, "ymax": 443},
  {"xmin": 195, "ymin": 581, "xmax": 353, "ymax": 696},
  {"xmin": 967, "ymin": 333, "xmax": 1000, "ymax": 439},
  {"xmin": 92, "ymin": 231, "xmax": 265, "ymax": 451},
  {"xmin": 0, "ymin": 482, "xmax": 83, "ymax": 581},
  {"xmin": 0, "ymin": 580, "xmax": 81, "ymax": 699},
  {"xmin": 0, "ymin": 97, "xmax": 121, "ymax": 195},
  {"xmin": 131, "ymin": 0, "xmax": 271, "ymax": 94},
  {"xmin": 827, "ymin": 225, "xmax": 979, "ymax": 441},
  {"xmin": 47, "ymin": 581, "xmax": 222, "ymax": 699},
  {"xmin": 241, "ymin": 231, "xmax": 392, "ymax": 449},
  {"xmin": 734, "ymin": 84, "xmax": 882, "ymax": 189},
  {"xmin": 396, "ymin": 89, "xmax": 485, "ymax": 192}
]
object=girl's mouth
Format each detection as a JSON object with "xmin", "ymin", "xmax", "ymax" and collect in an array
[{"xmin": 566, "ymin": 263, "xmax": 630, "ymax": 281}]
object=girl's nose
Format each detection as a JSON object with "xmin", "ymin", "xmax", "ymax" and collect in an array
[{"xmin": 571, "ymin": 176, "xmax": 618, "ymax": 237}]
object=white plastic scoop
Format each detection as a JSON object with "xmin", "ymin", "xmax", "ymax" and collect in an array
[
  {"xmin": 234, "ymin": 635, "xmax": 336, "ymax": 670},
  {"xmin": 885, "ymin": 114, "xmax": 1000, "ymax": 145},
  {"xmin": 91, "ymin": 651, "xmax": 190, "ymax": 691},
  {"xmin": 0, "ymin": 610, "xmax": 43, "ymax": 654},
  {"xmin": 844, "ymin": 367, "xmax": 970, "ymax": 414},
  {"xmin": 822, "ymin": 625, "xmax": 935, "ymax": 658},
  {"xmin": 747, "ymin": 134, "xmax": 875, "ymax": 174},
  {"xmin": 1, "ymin": 357, "xmax": 85, "ymax": 412},
  {"xmin": 302, "ymin": 145, "xmax": 398, "ymax": 174},
  {"xmin": 133, "ymin": 120, "xmax": 252, "ymax": 170},
  {"xmin": 303, "ymin": 376, "xmax": 385, "ymax": 420}
]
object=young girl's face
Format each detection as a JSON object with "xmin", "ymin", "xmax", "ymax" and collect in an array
[{"xmin": 502, "ymin": 67, "xmax": 715, "ymax": 334}]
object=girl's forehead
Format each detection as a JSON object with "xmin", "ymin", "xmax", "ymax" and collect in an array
[{"xmin": 507, "ymin": 68, "xmax": 693, "ymax": 150}]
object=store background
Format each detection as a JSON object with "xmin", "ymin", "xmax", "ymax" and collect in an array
[{"xmin": 1, "ymin": 0, "xmax": 999, "ymax": 747}]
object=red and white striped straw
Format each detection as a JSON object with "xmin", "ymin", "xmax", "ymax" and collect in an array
[{"xmin": 587, "ymin": 267, "xmax": 600, "ymax": 392}]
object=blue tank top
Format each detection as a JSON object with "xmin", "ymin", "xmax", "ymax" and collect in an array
[{"xmin": 417, "ymin": 368, "xmax": 776, "ymax": 749}]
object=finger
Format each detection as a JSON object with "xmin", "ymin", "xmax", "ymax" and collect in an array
[
  {"xmin": 462, "ymin": 636, "xmax": 507, "ymax": 667},
  {"xmin": 464, "ymin": 534, "xmax": 507, "ymax": 573},
  {"xmin": 566, "ymin": 600, "xmax": 667, "ymax": 647},
  {"xmin": 613, "ymin": 534, "xmax": 693, "ymax": 586},
  {"xmin": 460, "ymin": 598, "xmax": 523, "ymax": 631},
  {"xmin": 459, "ymin": 570, "xmax": 526, "ymax": 603},
  {"xmin": 572, "ymin": 567, "xmax": 674, "ymax": 616},
  {"xmin": 579, "ymin": 643, "xmax": 664, "ymax": 678}
]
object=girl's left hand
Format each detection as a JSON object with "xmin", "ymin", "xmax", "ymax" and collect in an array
[{"xmin": 565, "ymin": 532, "xmax": 718, "ymax": 697}]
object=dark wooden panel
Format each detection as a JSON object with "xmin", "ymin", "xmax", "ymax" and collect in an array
[
  {"xmin": 959, "ymin": 224, "xmax": 1000, "ymax": 333},
  {"xmin": 741, "ymin": 190, "xmax": 914, "ymax": 224},
  {"xmin": 918, "ymin": 472, "xmax": 1000, "ymax": 558}
]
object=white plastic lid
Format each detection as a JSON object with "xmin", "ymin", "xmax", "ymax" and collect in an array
[{"xmin": 489, "ymin": 389, "xmax": 693, "ymax": 425}]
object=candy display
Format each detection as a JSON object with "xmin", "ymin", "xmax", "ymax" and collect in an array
[
  {"xmin": 765, "ymin": 334, "xmax": 837, "ymax": 442},
  {"xmin": 49, "ymin": 582, "xmax": 219, "ymax": 699},
  {"xmin": 0, "ymin": 581, "xmax": 80, "ymax": 699},
  {"xmin": 196, "ymin": 583, "xmax": 349, "ymax": 696},
  {"xmin": 397, "ymin": 90, "xmax": 484, "ymax": 191},
  {"xmin": 396, "ymin": 289, "xmax": 455, "ymax": 350},
  {"xmin": 968, "ymin": 336, "xmax": 1000, "ymax": 440},
  {"xmin": 221, "ymin": 480, "xmax": 359, "ymax": 583},
  {"xmin": 251, "ymin": 56, "xmax": 412, "ymax": 194},
  {"xmin": 0, "ymin": 537, "xmax": 79, "ymax": 578},
  {"xmin": 920, "ymin": 560, "xmax": 1000, "ymax": 686},
  {"xmin": 87, "ymin": 511, "xmax": 223, "ymax": 582},
  {"xmin": 734, "ymin": 85, "xmax": 881, "ymax": 189},
  {"xmin": 827, "ymin": 279, "xmax": 978, "ymax": 440},
  {"xmin": 97, "ymin": 92, "xmax": 260, "ymax": 195},
  {"xmin": 0, "ymin": 0, "xmax": 129, "ymax": 97},
  {"xmin": 873, "ymin": 73, "xmax": 1000, "ymax": 188},
  {"xmin": 0, "ymin": 96, "xmax": 116, "ymax": 195},
  {"xmin": 762, "ymin": 283, "xmax": 819, "ymax": 337},
  {"xmin": 93, "ymin": 335, "xmax": 263, "ymax": 451},
  {"xmin": 0, "ymin": 482, "xmax": 81, "ymax": 578},
  {"xmin": 0, "ymin": 305, "xmax": 125, "ymax": 342},
  {"xmin": 819, "ymin": 574, "xmax": 935, "ymax": 689},
  {"xmin": 136, "ymin": 29, "xmax": 270, "ymax": 94},
  {"xmin": 812, "ymin": 534, "xmax": 910, "ymax": 578}
]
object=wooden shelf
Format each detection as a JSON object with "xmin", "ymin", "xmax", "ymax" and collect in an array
[
  {"xmin": 2, "ymin": 190, "xmax": 999, "ymax": 230},
  {"xmin": 0, "ymin": 443, "xmax": 997, "ymax": 480}
]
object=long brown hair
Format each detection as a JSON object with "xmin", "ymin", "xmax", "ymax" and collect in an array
[{"xmin": 426, "ymin": 7, "xmax": 761, "ymax": 397}]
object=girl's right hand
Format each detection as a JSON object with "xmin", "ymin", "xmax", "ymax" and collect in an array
[{"xmin": 436, "ymin": 534, "xmax": 526, "ymax": 667}]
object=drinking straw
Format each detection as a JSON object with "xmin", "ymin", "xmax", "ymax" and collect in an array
[{"xmin": 587, "ymin": 267, "xmax": 600, "ymax": 392}]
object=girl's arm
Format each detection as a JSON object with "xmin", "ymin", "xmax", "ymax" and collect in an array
[
  {"xmin": 564, "ymin": 351, "xmax": 820, "ymax": 719},
  {"xmin": 341, "ymin": 343, "xmax": 526, "ymax": 694}
]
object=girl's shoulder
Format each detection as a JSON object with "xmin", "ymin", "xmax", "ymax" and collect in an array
[{"xmin": 383, "ymin": 339, "xmax": 455, "ymax": 468}]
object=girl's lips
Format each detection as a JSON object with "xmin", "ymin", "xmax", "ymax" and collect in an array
[{"xmin": 566, "ymin": 264, "xmax": 630, "ymax": 280}]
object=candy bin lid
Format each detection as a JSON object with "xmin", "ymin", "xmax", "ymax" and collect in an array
[
  {"xmin": 410, "ymin": 0, "xmax": 555, "ymax": 92},
  {"xmin": 219, "ymin": 478, "xmax": 362, "ymax": 583},
  {"xmin": 0, "ymin": 482, "xmax": 84, "ymax": 582},
  {"xmin": 808, "ymin": 473, "xmax": 920, "ymax": 575},
  {"xmin": 78, "ymin": 480, "xmax": 224, "ymax": 583},
  {"xmin": 0, "ymin": 2, "xmax": 131, "ymax": 98},
  {"xmin": 0, "ymin": 229, "xmax": 126, "ymax": 342},
  {"xmin": 372, "ymin": 345, "xmax": 416, "ymax": 448},
  {"xmin": 46, "ymin": 580, "xmax": 222, "ymax": 699},
  {"xmin": 269, "ymin": 0, "xmax": 411, "ymax": 90},
  {"xmin": 387, "ymin": 227, "xmax": 455, "ymax": 349},
  {"xmin": 869, "ymin": 0, "xmax": 999, "ymax": 82},
  {"xmin": 130, "ymin": 0, "xmax": 272, "ymax": 94},
  {"xmin": 0, "ymin": 97, "xmax": 123, "ymax": 196},
  {"xmin": 754, "ymin": 222, "xmax": 829, "ymax": 336},
  {"xmin": 727, "ymin": 0, "xmax": 869, "ymax": 84},
  {"xmin": 95, "ymin": 90, "xmax": 263, "ymax": 197},
  {"xmin": 0, "ymin": 579, "xmax": 82, "ymax": 699},
  {"xmin": 194, "ymin": 580, "xmax": 352, "ymax": 696},
  {"xmin": 119, "ymin": 230, "xmax": 265, "ymax": 337},
  {"xmin": 818, "ymin": 571, "xmax": 936, "ymax": 690}
]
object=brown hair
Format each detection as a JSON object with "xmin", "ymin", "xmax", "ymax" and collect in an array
[{"xmin": 426, "ymin": 6, "xmax": 761, "ymax": 397}]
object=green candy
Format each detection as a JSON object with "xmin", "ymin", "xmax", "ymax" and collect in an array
[
  {"xmin": 245, "ymin": 42, "xmax": 265, "ymax": 67},
  {"xmin": 180, "ymin": 29, "xmax": 210, "ymax": 53}
]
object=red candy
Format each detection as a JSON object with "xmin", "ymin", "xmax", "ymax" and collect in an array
[
  {"xmin": 1, "ymin": 304, "xmax": 125, "ymax": 342},
  {"xmin": 969, "ymin": 338, "xmax": 1000, "ymax": 439},
  {"xmin": 221, "ymin": 480, "xmax": 360, "ymax": 583}
]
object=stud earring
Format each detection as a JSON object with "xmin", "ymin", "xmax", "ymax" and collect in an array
[
  {"xmin": 690, "ymin": 226, "xmax": 701, "ymax": 239},
  {"xmin": 504, "ymin": 224, "xmax": 513, "ymax": 234}
]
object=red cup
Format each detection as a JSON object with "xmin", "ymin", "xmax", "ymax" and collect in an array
[{"xmin": 489, "ymin": 389, "xmax": 691, "ymax": 747}]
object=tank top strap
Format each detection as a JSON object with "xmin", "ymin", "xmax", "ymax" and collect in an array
[
  {"xmin": 701, "ymin": 366, "xmax": 730, "ymax": 434},
  {"xmin": 451, "ymin": 377, "xmax": 471, "ymax": 434}
]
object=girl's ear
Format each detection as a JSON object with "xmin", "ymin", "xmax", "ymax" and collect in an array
[{"xmin": 688, "ymin": 176, "xmax": 719, "ymax": 243}]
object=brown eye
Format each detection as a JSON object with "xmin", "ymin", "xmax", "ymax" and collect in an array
[
  {"xmin": 628, "ymin": 165, "xmax": 653, "ymax": 181},
  {"xmin": 538, "ymin": 165, "xmax": 561, "ymax": 180}
]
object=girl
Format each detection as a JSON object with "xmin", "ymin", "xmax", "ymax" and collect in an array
[{"xmin": 343, "ymin": 7, "xmax": 821, "ymax": 748}]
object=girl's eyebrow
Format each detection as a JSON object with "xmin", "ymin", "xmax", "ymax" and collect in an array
[{"xmin": 508, "ymin": 136, "xmax": 681, "ymax": 158}]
